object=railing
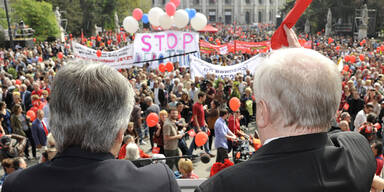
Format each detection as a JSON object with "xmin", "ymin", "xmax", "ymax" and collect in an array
[{"xmin": 177, "ymin": 179, "xmax": 207, "ymax": 192}]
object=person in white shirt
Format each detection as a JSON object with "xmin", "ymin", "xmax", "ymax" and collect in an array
[{"xmin": 354, "ymin": 103, "xmax": 374, "ymax": 131}]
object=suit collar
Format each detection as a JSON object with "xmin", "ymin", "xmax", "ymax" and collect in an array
[
  {"xmin": 252, "ymin": 132, "xmax": 331, "ymax": 159},
  {"xmin": 53, "ymin": 146, "xmax": 115, "ymax": 162}
]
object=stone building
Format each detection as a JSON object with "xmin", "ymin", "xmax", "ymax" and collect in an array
[{"xmin": 152, "ymin": 0, "xmax": 286, "ymax": 24}]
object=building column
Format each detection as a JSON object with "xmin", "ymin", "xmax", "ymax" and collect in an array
[{"xmin": 217, "ymin": 0, "xmax": 223, "ymax": 23}]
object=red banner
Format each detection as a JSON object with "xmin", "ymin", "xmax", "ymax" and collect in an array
[{"xmin": 200, "ymin": 40, "xmax": 270, "ymax": 54}]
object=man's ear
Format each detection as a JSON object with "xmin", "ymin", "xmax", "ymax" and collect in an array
[
  {"xmin": 115, "ymin": 129, "xmax": 124, "ymax": 144},
  {"xmin": 256, "ymin": 100, "xmax": 270, "ymax": 129}
]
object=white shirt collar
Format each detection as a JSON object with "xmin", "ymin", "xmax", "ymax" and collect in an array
[{"xmin": 263, "ymin": 137, "xmax": 282, "ymax": 145}]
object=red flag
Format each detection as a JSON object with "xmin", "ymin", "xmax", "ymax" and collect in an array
[
  {"xmin": 271, "ymin": 0, "xmax": 313, "ymax": 50},
  {"xmin": 188, "ymin": 129, "xmax": 196, "ymax": 137},
  {"xmin": 343, "ymin": 103, "xmax": 350, "ymax": 111}
]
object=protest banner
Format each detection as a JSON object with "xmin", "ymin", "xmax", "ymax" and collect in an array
[
  {"xmin": 199, "ymin": 40, "xmax": 270, "ymax": 55},
  {"xmin": 73, "ymin": 42, "xmax": 137, "ymax": 69},
  {"xmin": 134, "ymin": 31, "xmax": 200, "ymax": 68},
  {"xmin": 190, "ymin": 55, "xmax": 263, "ymax": 80}
]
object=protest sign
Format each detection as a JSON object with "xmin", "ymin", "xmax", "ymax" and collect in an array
[
  {"xmin": 190, "ymin": 55, "xmax": 263, "ymax": 80},
  {"xmin": 134, "ymin": 31, "xmax": 200, "ymax": 68},
  {"xmin": 73, "ymin": 42, "xmax": 137, "ymax": 68}
]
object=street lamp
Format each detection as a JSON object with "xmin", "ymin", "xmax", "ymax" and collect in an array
[{"xmin": 4, "ymin": 0, "xmax": 13, "ymax": 49}]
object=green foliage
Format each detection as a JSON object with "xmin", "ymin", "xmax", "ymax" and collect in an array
[
  {"xmin": 116, "ymin": 0, "xmax": 151, "ymax": 21},
  {"xmin": 46, "ymin": 0, "xmax": 152, "ymax": 35},
  {"xmin": 7, "ymin": 67, "xmax": 17, "ymax": 79},
  {"xmin": 0, "ymin": 9, "xmax": 8, "ymax": 29},
  {"xmin": 11, "ymin": 0, "xmax": 60, "ymax": 41}
]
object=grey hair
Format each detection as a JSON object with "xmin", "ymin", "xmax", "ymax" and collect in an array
[
  {"xmin": 253, "ymin": 48, "xmax": 341, "ymax": 131},
  {"xmin": 125, "ymin": 143, "xmax": 140, "ymax": 161},
  {"xmin": 49, "ymin": 60, "xmax": 134, "ymax": 153}
]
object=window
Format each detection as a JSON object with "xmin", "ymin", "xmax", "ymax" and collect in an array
[
  {"xmin": 225, "ymin": 9, "xmax": 232, "ymax": 24},
  {"xmin": 246, "ymin": 0, "xmax": 250, "ymax": 4},
  {"xmin": 225, "ymin": 0, "xmax": 231, "ymax": 5},
  {"xmin": 258, "ymin": 11, "xmax": 262, "ymax": 23},
  {"xmin": 209, "ymin": 0, "xmax": 215, "ymax": 5},
  {"xmin": 259, "ymin": 0, "xmax": 263, "ymax": 5},
  {"xmin": 245, "ymin": 12, "xmax": 250, "ymax": 24},
  {"xmin": 162, "ymin": 0, "xmax": 166, "ymax": 5},
  {"xmin": 209, "ymin": 9, "xmax": 216, "ymax": 22},
  {"xmin": 270, "ymin": 0, "xmax": 273, "ymax": 4},
  {"xmin": 194, "ymin": 0, "xmax": 200, "ymax": 5}
]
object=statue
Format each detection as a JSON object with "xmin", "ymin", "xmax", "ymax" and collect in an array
[
  {"xmin": 361, "ymin": 4, "xmax": 369, "ymax": 26},
  {"xmin": 304, "ymin": 18, "xmax": 310, "ymax": 34},
  {"xmin": 54, "ymin": 6, "xmax": 65, "ymax": 42},
  {"xmin": 115, "ymin": 12, "xmax": 120, "ymax": 33},
  {"xmin": 358, "ymin": 4, "xmax": 369, "ymax": 40},
  {"xmin": 325, "ymin": 8, "xmax": 332, "ymax": 36}
]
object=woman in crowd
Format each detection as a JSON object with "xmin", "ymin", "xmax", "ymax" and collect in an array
[
  {"xmin": 0, "ymin": 102, "xmax": 12, "ymax": 134},
  {"xmin": 154, "ymin": 110, "xmax": 168, "ymax": 155},
  {"xmin": 206, "ymin": 100, "xmax": 220, "ymax": 150},
  {"xmin": 125, "ymin": 122, "xmax": 138, "ymax": 144},
  {"xmin": 180, "ymin": 92, "xmax": 193, "ymax": 123}
]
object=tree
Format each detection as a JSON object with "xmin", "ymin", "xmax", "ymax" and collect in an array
[
  {"xmin": 11, "ymin": 0, "xmax": 60, "ymax": 41},
  {"xmin": 116, "ymin": 0, "xmax": 151, "ymax": 22}
]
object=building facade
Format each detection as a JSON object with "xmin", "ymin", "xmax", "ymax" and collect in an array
[{"xmin": 153, "ymin": 0, "xmax": 286, "ymax": 25}]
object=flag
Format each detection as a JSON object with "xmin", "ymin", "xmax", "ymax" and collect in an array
[
  {"xmin": 271, "ymin": 0, "xmax": 313, "ymax": 50},
  {"xmin": 337, "ymin": 58, "xmax": 344, "ymax": 72}
]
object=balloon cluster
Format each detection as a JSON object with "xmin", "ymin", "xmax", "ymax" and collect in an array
[{"xmin": 123, "ymin": 1, "xmax": 208, "ymax": 34}]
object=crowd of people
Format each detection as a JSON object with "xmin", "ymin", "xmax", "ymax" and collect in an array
[{"xmin": 0, "ymin": 22, "xmax": 382, "ymax": 191}]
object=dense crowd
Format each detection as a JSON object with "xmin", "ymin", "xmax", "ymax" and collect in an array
[{"xmin": 0, "ymin": 24, "xmax": 383, "ymax": 186}]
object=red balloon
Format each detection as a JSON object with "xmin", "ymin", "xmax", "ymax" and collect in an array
[
  {"xmin": 15, "ymin": 80, "xmax": 21, "ymax": 85},
  {"xmin": 195, "ymin": 132, "xmax": 208, "ymax": 147},
  {"xmin": 359, "ymin": 54, "xmax": 365, "ymax": 61},
  {"xmin": 38, "ymin": 57, "xmax": 43, "ymax": 63},
  {"xmin": 107, "ymin": 40, "xmax": 112, "ymax": 45},
  {"xmin": 97, "ymin": 36, "xmax": 101, "ymax": 42},
  {"xmin": 328, "ymin": 37, "xmax": 334, "ymax": 44},
  {"xmin": 165, "ymin": 2, "xmax": 176, "ymax": 16},
  {"xmin": 70, "ymin": 34, "xmax": 72, "ymax": 38},
  {"xmin": 166, "ymin": 62, "xmax": 174, "ymax": 72},
  {"xmin": 26, "ymin": 110, "xmax": 36, "ymax": 122},
  {"xmin": 350, "ymin": 55, "xmax": 356, "ymax": 63},
  {"xmin": 336, "ymin": 46, "xmax": 340, "ymax": 51},
  {"xmin": 229, "ymin": 97, "xmax": 241, "ymax": 112},
  {"xmin": 57, "ymin": 52, "xmax": 63, "ymax": 59},
  {"xmin": 216, "ymin": 39, "xmax": 221, "ymax": 45},
  {"xmin": 90, "ymin": 42, "xmax": 93, "ymax": 47},
  {"xmin": 171, "ymin": 0, "xmax": 180, "ymax": 7},
  {"xmin": 209, "ymin": 37, "xmax": 213, "ymax": 41},
  {"xmin": 33, "ymin": 38, "xmax": 36, "ymax": 42},
  {"xmin": 159, "ymin": 63, "xmax": 166, "ymax": 73},
  {"xmin": 344, "ymin": 55, "xmax": 350, "ymax": 62},
  {"xmin": 132, "ymin": 8, "xmax": 143, "ymax": 21},
  {"xmin": 146, "ymin": 113, "xmax": 159, "ymax": 127},
  {"xmin": 96, "ymin": 50, "xmax": 102, "ymax": 58}
]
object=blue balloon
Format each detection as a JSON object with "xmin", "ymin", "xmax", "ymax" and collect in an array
[
  {"xmin": 190, "ymin": 9, "xmax": 196, "ymax": 19},
  {"xmin": 142, "ymin": 14, "xmax": 149, "ymax": 24}
]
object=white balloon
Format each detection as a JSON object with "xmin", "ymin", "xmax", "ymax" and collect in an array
[
  {"xmin": 148, "ymin": 7, "xmax": 164, "ymax": 27},
  {"xmin": 123, "ymin": 16, "xmax": 139, "ymax": 34},
  {"xmin": 174, "ymin": 9, "xmax": 189, "ymax": 29},
  {"xmin": 159, "ymin": 13, "xmax": 173, "ymax": 30},
  {"xmin": 191, "ymin": 13, "xmax": 207, "ymax": 31}
]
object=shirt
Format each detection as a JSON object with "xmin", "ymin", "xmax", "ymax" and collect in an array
[
  {"xmin": 163, "ymin": 119, "xmax": 179, "ymax": 150},
  {"xmin": 214, "ymin": 118, "xmax": 230, "ymax": 149},
  {"xmin": 192, "ymin": 102, "xmax": 205, "ymax": 127},
  {"xmin": 354, "ymin": 110, "xmax": 367, "ymax": 131}
]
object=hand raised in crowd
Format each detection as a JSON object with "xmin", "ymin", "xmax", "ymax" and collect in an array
[{"xmin": 283, "ymin": 24, "xmax": 302, "ymax": 48}]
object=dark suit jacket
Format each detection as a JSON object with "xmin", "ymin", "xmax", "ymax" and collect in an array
[
  {"xmin": 20, "ymin": 91, "xmax": 32, "ymax": 111},
  {"xmin": 196, "ymin": 131, "xmax": 375, "ymax": 192},
  {"xmin": 31, "ymin": 119, "xmax": 46, "ymax": 146},
  {"xmin": 3, "ymin": 147, "xmax": 181, "ymax": 192}
]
